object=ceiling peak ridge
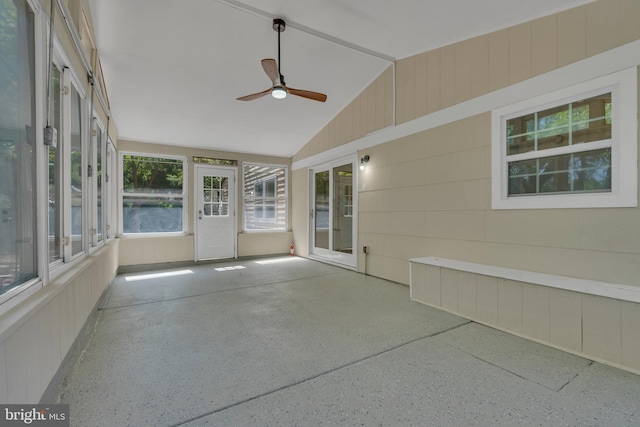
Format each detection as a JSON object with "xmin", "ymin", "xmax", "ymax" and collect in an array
[{"xmin": 214, "ymin": 0, "xmax": 395, "ymax": 63}]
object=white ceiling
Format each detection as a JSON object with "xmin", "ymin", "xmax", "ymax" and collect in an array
[{"xmin": 88, "ymin": 0, "xmax": 594, "ymax": 157}]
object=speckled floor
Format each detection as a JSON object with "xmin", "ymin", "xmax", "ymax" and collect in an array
[{"xmin": 57, "ymin": 256, "xmax": 640, "ymax": 426}]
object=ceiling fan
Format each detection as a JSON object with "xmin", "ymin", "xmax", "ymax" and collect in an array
[{"xmin": 237, "ymin": 18, "xmax": 327, "ymax": 103}]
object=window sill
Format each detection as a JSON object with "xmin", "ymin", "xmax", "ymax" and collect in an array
[{"xmin": 118, "ymin": 232, "xmax": 187, "ymax": 238}]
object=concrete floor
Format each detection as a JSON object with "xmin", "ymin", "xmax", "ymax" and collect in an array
[{"xmin": 57, "ymin": 256, "xmax": 640, "ymax": 426}]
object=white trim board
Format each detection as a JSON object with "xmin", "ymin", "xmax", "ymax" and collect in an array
[
  {"xmin": 410, "ymin": 256, "xmax": 640, "ymax": 304},
  {"xmin": 292, "ymin": 38, "xmax": 640, "ymax": 171}
]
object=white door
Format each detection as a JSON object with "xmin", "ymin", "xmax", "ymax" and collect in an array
[
  {"xmin": 195, "ymin": 165, "xmax": 236, "ymax": 260},
  {"xmin": 309, "ymin": 157, "xmax": 357, "ymax": 268}
]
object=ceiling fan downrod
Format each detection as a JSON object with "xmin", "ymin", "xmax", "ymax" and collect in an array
[{"xmin": 273, "ymin": 18, "xmax": 286, "ymax": 83}]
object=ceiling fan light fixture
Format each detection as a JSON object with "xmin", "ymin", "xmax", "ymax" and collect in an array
[{"xmin": 272, "ymin": 85, "xmax": 287, "ymax": 99}]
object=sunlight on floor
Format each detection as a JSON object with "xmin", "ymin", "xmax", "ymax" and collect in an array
[
  {"xmin": 254, "ymin": 257, "xmax": 304, "ymax": 265},
  {"xmin": 215, "ymin": 266, "xmax": 247, "ymax": 272},
  {"xmin": 125, "ymin": 269, "xmax": 194, "ymax": 282}
]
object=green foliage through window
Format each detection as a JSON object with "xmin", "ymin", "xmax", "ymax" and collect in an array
[{"xmin": 121, "ymin": 154, "xmax": 185, "ymax": 233}]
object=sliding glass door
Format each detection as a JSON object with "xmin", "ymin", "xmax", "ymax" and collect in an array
[{"xmin": 310, "ymin": 157, "xmax": 357, "ymax": 268}]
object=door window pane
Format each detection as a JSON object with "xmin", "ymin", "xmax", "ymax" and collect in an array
[
  {"xmin": 202, "ymin": 175, "xmax": 229, "ymax": 217},
  {"xmin": 0, "ymin": 0, "xmax": 38, "ymax": 295},
  {"xmin": 333, "ymin": 164, "xmax": 353, "ymax": 254},
  {"xmin": 314, "ymin": 171, "xmax": 329, "ymax": 250}
]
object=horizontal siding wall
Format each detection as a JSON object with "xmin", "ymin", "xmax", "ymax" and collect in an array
[
  {"xmin": 0, "ymin": 241, "xmax": 119, "ymax": 403},
  {"xmin": 358, "ymin": 98, "xmax": 640, "ymax": 286}
]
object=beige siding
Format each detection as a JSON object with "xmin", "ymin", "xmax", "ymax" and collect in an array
[
  {"xmin": 292, "ymin": 66, "xmax": 394, "ymax": 163},
  {"xmin": 391, "ymin": 0, "xmax": 640, "ymax": 125},
  {"xmin": 291, "ymin": 168, "xmax": 310, "ymax": 257},
  {"xmin": 0, "ymin": 242, "xmax": 119, "ymax": 403},
  {"xmin": 358, "ymin": 107, "xmax": 640, "ymax": 285},
  {"xmin": 118, "ymin": 235, "xmax": 195, "ymax": 266},
  {"xmin": 238, "ymin": 232, "xmax": 293, "ymax": 257}
]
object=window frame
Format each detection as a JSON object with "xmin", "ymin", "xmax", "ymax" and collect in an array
[
  {"xmin": 491, "ymin": 67, "xmax": 637, "ymax": 210},
  {"xmin": 47, "ymin": 57, "xmax": 65, "ymax": 269},
  {"xmin": 45, "ymin": 25, "xmax": 91, "ymax": 284},
  {"xmin": 89, "ymin": 116, "xmax": 106, "ymax": 250},
  {"xmin": 65, "ymin": 71, "xmax": 88, "ymax": 259},
  {"xmin": 0, "ymin": 0, "xmax": 43, "ymax": 308},
  {"xmin": 105, "ymin": 139, "xmax": 116, "ymax": 240},
  {"xmin": 119, "ymin": 151, "xmax": 188, "ymax": 236},
  {"xmin": 242, "ymin": 162, "xmax": 288, "ymax": 232}
]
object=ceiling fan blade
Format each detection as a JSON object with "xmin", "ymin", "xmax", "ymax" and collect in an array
[
  {"xmin": 261, "ymin": 59, "xmax": 279, "ymax": 82},
  {"xmin": 236, "ymin": 88, "xmax": 271, "ymax": 101},
  {"xmin": 288, "ymin": 87, "xmax": 327, "ymax": 102}
]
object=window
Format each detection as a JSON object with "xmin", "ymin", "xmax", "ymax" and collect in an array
[
  {"xmin": 49, "ymin": 63, "xmax": 64, "ymax": 264},
  {"xmin": 96, "ymin": 125, "xmax": 103, "ymax": 244},
  {"xmin": 0, "ymin": 0, "xmax": 38, "ymax": 298},
  {"xmin": 253, "ymin": 178, "xmax": 276, "ymax": 220},
  {"xmin": 90, "ymin": 119, "xmax": 105, "ymax": 246},
  {"xmin": 243, "ymin": 163, "xmax": 287, "ymax": 231},
  {"xmin": 506, "ymin": 92, "xmax": 612, "ymax": 195},
  {"xmin": 492, "ymin": 68, "xmax": 637, "ymax": 209},
  {"xmin": 121, "ymin": 154, "xmax": 186, "ymax": 234},
  {"xmin": 105, "ymin": 140, "xmax": 116, "ymax": 239},
  {"xmin": 70, "ymin": 84, "xmax": 84, "ymax": 256},
  {"xmin": 47, "ymin": 43, "xmax": 90, "ymax": 268}
]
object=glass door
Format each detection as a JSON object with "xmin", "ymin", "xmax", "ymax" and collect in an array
[{"xmin": 310, "ymin": 157, "xmax": 357, "ymax": 268}]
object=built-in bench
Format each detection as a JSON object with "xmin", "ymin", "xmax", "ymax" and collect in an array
[{"xmin": 409, "ymin": 257, "xmax": 640, "ymax": 375}]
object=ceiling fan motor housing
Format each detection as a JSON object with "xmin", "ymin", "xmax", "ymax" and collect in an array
[{"xmin": 273, "ymin": 18, "xmax": 286, "ymax": 32}]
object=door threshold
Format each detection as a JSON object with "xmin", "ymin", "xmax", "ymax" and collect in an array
[{"xmin": 308, "ymin": 255, "xmax": 357, "ymax": 271}]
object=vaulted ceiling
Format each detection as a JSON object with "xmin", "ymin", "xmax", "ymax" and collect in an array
[{"xmin": 88, "ymin": 0, "xmax": 595, "ymax": 157}]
